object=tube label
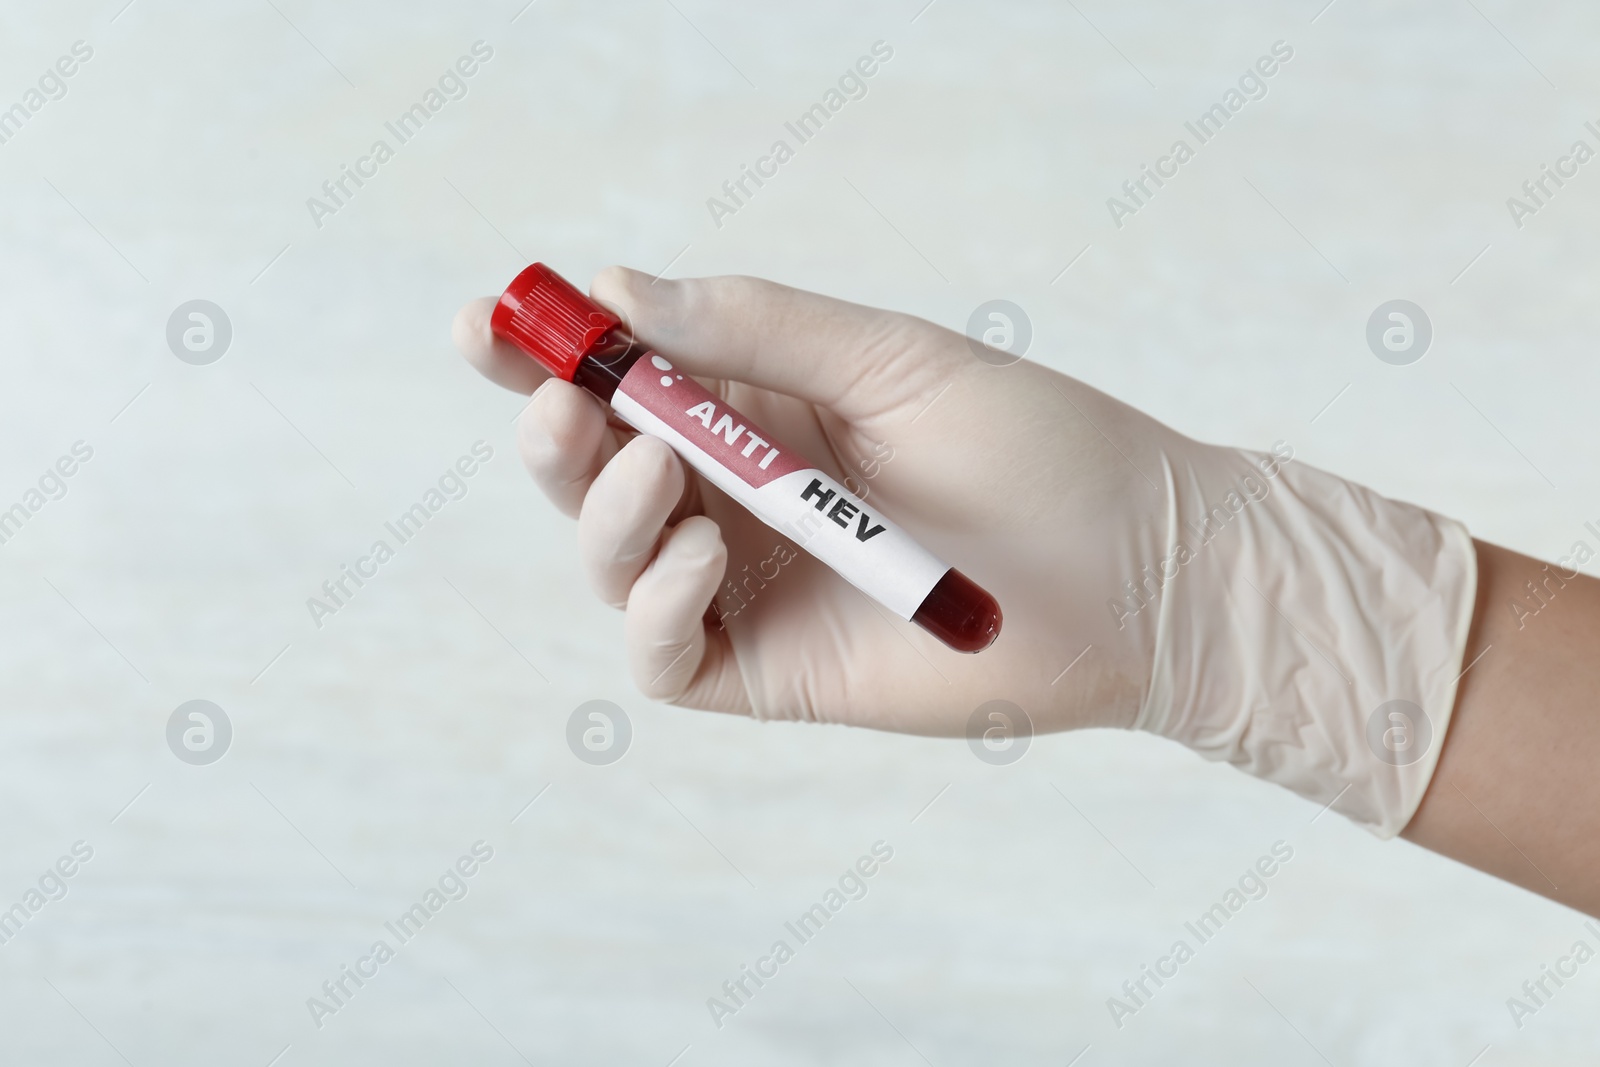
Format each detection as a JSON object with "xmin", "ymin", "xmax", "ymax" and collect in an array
[{"xmin": 611, "ymin": 352, "xmax": 949, "ymax": 619}]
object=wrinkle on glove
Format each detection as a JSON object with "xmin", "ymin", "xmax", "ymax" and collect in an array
[{"xmin": 1133, "ymin": 443, "xmax": 1477, "ymax": 837}]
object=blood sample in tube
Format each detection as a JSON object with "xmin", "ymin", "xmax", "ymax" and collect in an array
[{"xmin": 490, "ymin": 263, "xmax": 1001, "ymax": 653}]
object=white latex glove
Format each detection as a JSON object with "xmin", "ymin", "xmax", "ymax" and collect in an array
[{"xmin": 453, "ymin": 268, "xmax": 1476, "ymax": 836}]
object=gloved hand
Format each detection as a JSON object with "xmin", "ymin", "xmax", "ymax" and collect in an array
[{"xmin": 453, "ymin": 268, "xmax": 1476, "ymax": 837}]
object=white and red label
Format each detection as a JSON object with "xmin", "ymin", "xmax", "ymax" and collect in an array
[{"xmin": 610, "ymin": 353, "xmax": 948, "ymax": 619}]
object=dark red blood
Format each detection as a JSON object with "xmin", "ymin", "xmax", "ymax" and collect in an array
[{"xmin": 912, "ymin": 568, "xmax": 1002, "ymax": 653}]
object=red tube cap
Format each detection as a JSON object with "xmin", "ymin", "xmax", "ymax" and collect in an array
[{"xmin": 490, "ymin": 263, "xmax": 619, "ymax": 381}]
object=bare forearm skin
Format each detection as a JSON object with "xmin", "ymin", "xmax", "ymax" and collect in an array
[{"xmin": 1403, "ymin": 539, "xmax": 1600, "ymax": 917}]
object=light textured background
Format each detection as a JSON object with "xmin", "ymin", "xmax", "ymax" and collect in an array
[{"xmin": 3, "ymin": 1, "xmax": 1599, "ymax": 1063}]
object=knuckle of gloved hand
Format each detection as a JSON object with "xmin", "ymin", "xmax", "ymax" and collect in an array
[
  {"xmin": 856, "ymin": 312, "xmax": 963, "ymax": 387},
  {"xmin": 633, "ymin": 632, "xmax": 696, "ymax": 701},
  {"xmin": 669, "ymin": 516, "xmax": 727, "ymax": 572},
  {"xmin": 652, "ymin": 274, "xmax": 716, "ymax": 338},
  {"xmin": 612, "ymin": 434, "xmax": 679, "ymax": 498},
  {"xmin": 610, "ymin": 267, "xmax": 696, "ymax": 340},
  {"xmin": 521, "ymin": 384, "xmax": 586, "ymax": 460}
]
